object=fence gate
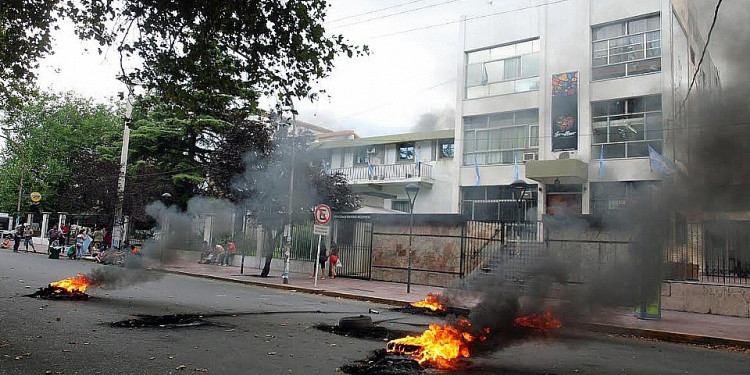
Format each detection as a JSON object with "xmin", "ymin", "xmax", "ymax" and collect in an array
[{"xmin": 330, "ymin": 214, "xmax": 372, "ymax": 279}]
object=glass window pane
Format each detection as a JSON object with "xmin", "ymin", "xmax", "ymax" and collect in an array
[
  {"xmin": 488, "ymin": 129, "xmax": 502, "ymax": 149},
  {"xmin": 531, "ymin": 39, "xmax": 541, "ymax": 52},
  {"xmin": 593, "ymin": 127, "xmax": 608, "ymax": 144},
  {"xmin": 476, "ymin": 131, "xmax": 490, "ymax": 151},
  {"xmin": 464, "ymin": 131, "xmax": 475, "ymax": 152},
  {"xmin": 609, "ymin": 100, "xmax": 626, "ymax": 115},
  {"xmin": 648, "ymin": 141, "xmax": 662, "ymax": 154},
  {"xmin": 592, "ymin": 102, "xmax": 608, "ymax": 117},
  {"xmin": 610, "ymin": 125, "xmax": 627, "ymax": 142},
  {"xmin": 645, "ymin": 113, "xmax": 663, "ymax": 140},
  {"xmin": 515, "ymin": 77, "xmax": 539, "ymax": 92},
  {"xmin": 504, "ymin": 57, "xmax": 520, "ymax": 79},
  {"xmin": 466, "ymin": 63, "xmax": 484, "ymax": 86},
  {"xmin": 515, "ymin": 41, "xmax": 534, "ymax": 55},
  {"xmin": 646, "ymin": 16, "xmax": 660, "ymax": 31},
  {"xmin": 398, "ymin": 143, "xmax": 414, "ymax": 160},
  {"xmin": 467, "ymin": 85, "xmax": 488, "ymax": 99},
  {"xmin": 627, "ymin": 142, "xmax": 648, "ymax": 157},
  {"xmin": 646, "ymin": 46, "xmax": 661, "ymax": 58},
  {"xmin": 516, "ymin": 109, "xmax": 538, "ymax": 124},
  {"xmin": 627, "ymin": 58, "xmax": 661, "ymax": 75},
  {"xmin": 484, "ymin": 60, "xmax": 502, "ymax": 82},
  {"xmin": 644, "ymin": 95, "xmax": 662, "ymax": 111},
  {"xmin": 593, "ymin": 64, "xmax": 626, "ymax": 80},
  {"xmin": 521, "ymin": 53, "xmax": 539, "ymax": 77},
  {"xmin": 489, "ymin": 113, "xmax": 514, "ymax": 127},
  {"xmin": 627, "ymin": 97, "xmax": 644, "ymax": 113},
  {"xmin": 467, "ymin": 50, "xmax": 490, "ymax": 64},
  {"xmin": 646, "ymin": 30, "xmax": 660, "ymax": 41},
  {"xmin": 464, "ymin": 116, "xmax": 485, "ymax": 129},
  {"xmin": 628, "ymin": 18, "xmax": 648, "ymax": 34},
  {"xmin": 490, "ymin": 45, "xmax": 515, "ymax": 60},
  {"xmin": 487, "ymin": 151, "xmax": 503, "ymax": 164},
  {"xmin": 593, "ymin": 40, "xmax": 608, "ymax": 52},
  {"xmin": 603, "ymin": 143, "xmax": 625, "ymax": 158},
  {"xmin": 623, "ymin": 119, "xmax": 645, "ymax": 141},
  {"xmin": 529, "ymin": 125, "xmax": 539, "ymax": 147},
  {"xmin": 488, "ymin": 81, "xmax": 514, "ymax": 96},
  {"xmin": 593, "ymin": 23, "xmax": 625, "ymax": 41}
]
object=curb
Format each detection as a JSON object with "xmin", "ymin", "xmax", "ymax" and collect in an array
[
  {"xmin": 161, "ymin": 269, "xmax": 412, "ymax": 307},
  {"xmin": 160, "ymin": 268, "xmax": 750, "ymax": 349},
  {"xmin": 579, "ymin": 322, "xmax": 750, "ymax": 349}
]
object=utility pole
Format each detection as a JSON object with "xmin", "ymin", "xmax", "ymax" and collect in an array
[
  {"xmin": 113, "ymin": 85, "xmax": 134, "ymax": 249},
  {"xmin": 282, "ymin": 106, "xmax": 295, "ymax": 284}
]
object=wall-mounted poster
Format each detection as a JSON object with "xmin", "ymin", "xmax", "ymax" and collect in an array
[{"xmin": 551, "ymin": 71, "xmax": 578, "ymax": 152}]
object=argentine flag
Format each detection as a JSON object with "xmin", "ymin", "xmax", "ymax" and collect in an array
[{"xmin": 474, "ymin": 156, "xmax": 481, "ymax": 186}]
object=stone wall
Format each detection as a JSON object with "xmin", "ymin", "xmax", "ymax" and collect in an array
[
  {"xmin": 370, "ymin": 214, "xmax": 464, "ymax": 287},
  {"xmin": 662, "ymin": 281, "xmax": 750, "ymax": 318}
]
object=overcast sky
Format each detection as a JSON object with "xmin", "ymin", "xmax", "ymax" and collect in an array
[{"xmin": 35, "ymin": 0, "xmax": 746, "ymax": 137}]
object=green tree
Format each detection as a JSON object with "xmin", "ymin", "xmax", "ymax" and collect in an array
[
  {"xmin": 0, "ymin": 0, "xmax": 60, "ymax": 107},
  {"xmin": 0, "ymin": 92, "xmax": 122, "ymax": 217}
]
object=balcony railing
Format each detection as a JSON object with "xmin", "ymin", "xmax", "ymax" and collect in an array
[{"xmin": 331, "ymin": 163, "xmax": 433, "ymax": 183}]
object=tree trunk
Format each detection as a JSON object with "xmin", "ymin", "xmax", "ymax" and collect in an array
[{"xmin": 260, "ymin": 228, "xmax": 280, "ymax": 277}]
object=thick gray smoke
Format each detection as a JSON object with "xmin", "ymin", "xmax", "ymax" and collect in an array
[
  {"xmin": 442, "ymin": 89, "xmax": 750, "ymax": 354},
  {"xmin": 410, "ymin": 107, "xmax": 455, "ymax": 133}
]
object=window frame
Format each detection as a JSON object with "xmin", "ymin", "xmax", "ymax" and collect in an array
[
  {"xmin": 592, "ymin": 14, "xmax": 661, "ymax": 80},
  {"xmin": 591, "ymin": 95, "xmax": 663, "ymax": 159},
  {"xmin": 465, "ymin": 39, "xmax": 541, "ymax": 99},
  {"xmin": 397, "ymin": 142, "xmax": 415, "ymax": 162},
  {"xmin": 438, "ymin": 138, "xmax": 455, "ymax": 159},
  {"xmin": 463, "ymin": 109, "xmax": 539, "ymax": 166}
]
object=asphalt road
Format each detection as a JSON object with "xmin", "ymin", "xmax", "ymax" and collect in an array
[{"xmin": 1, "ymin": 251, "xmax": 747, "ymax": 375}]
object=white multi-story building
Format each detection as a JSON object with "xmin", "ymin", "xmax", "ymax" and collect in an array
[
  {"xmin": 313, "ymin": 129, "xmax": 458, "ymax": 213},
  {"xmin": 454, "ymin": 0, "xmax": 719, "ymax": 221}
]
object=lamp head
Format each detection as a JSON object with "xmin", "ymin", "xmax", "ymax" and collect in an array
[{"xmin": 405, "ymin": 183, "xmax": 420, "ymax": 202}]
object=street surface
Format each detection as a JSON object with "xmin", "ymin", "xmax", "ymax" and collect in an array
[{"xmin": 1, "ymin": 251, "xmax": 747, "ymax": 374}]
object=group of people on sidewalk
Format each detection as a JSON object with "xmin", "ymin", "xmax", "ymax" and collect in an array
[
  {"xmin": 198, "ymin": 240, "xmax": 237, "ymax": 266},
  {"xmin": 0, "ymin": 224, "xmax": 38, "ymax": 253}
]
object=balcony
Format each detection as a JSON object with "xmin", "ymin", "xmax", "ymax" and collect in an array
[{"xmin": 331, "ymin": 163, "xmax": 434, "ymax": 187}]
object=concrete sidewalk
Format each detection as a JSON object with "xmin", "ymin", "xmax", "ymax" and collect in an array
[{"xmin": 162, "ymin": 260, "xmax": 750, "ymax": 350}]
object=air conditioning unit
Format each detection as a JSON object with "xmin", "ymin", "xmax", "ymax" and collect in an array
[
  {"xmin": 558, "ymin": 152, "xmax": 570, "ymax": 160},
  {"xmin": 366, "ymin": 146, "xmax": 377, "ymax": 154},
  {"xmin": 523, "ymin": 152, "xmax": 538, "ymax": 161}
]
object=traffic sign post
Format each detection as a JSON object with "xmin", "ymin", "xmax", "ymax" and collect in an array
[{"xmin": 312, "ymin": 204, "xmax": 332, "ymax": 287}]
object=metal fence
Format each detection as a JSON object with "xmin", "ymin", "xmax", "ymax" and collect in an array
[
  {"xmin": 330, "ymin": 214, "xmax": 373, "ymax": 279},
  {"xmin": 665, "ymin": 221, "xmax": 750, "ymax": 285}
]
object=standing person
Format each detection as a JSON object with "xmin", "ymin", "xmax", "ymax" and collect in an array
[
  {"xmin": 75, "ymin": 231, "xmax": 85, "ymax": 260},
  {"xmin": 23, "ymin": 225, "xmax": 36, "ymax": 253},
  {"xmin": 12, "ymin": 225, "xmax": 22, "ymax": 253},
  {"xmin": 329, "ymin": 242, "xmax": 339, "ymax": 279},
  {"xmin": 222, "ymin": 241, "xmax": 237, "ymax": 266},
  {"xmin": 311, "ymin": 242, "xmax": 327, "ymax": 279},
  {"xmin": 47, "ymin": 224, "xmax": 59, "ymax": 249},
  {"xmin": 60, "ymin": 224, "xmax": 69, "ymax": 246},
  {"xmin": 103, "ymin": 228, "xmax": 112, "ymax": 247},
  {"xmin": 81, "ymin": 230, "xmax": 93, "ymax": 257}
]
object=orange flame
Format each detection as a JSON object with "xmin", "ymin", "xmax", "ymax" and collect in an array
[
  {"xmin": 386, "ymin": 318, "xmax": 486, "ymax": 368},
  {"xmin": 411, "ymin": 293, "xmax": 445, "ymax": 312},
  {"xmin": 50, "ymin": 274, "xmax": 90, "ymax": 293},
  {"xmin": 513, "ymin": 311, "xmax": 562, "ymax": 332}
]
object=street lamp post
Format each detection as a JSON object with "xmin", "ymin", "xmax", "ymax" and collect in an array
[
  {"xmin": 510, "ymin": 179, "xmax": 529, "ymax": 251},
  {"xmin": 405, "ymin": 183, "xmax": 420, "ymax": 293}
]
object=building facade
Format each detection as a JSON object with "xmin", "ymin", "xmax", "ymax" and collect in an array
[
  {"xmin": 454, "ymin": 0, "xmax": 719, "ymax": 220},
  {"xmin": 313, "ymin": 129, "xmax": 458, "ymax": 214}
]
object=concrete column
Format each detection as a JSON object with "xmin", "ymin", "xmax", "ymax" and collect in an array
[
  {"xmin": 26, "ymin": 213, "xmax": 32, "ymax": 225},
  {"xmin": 41, "ymin": 212, "xmax": 50, "ymax": 239}
]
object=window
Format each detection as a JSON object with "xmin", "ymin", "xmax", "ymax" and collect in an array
[
  {"xmin": 461, "ymin": 185, "xmax": 537, "ymax": 222},
  {"xmin": 466, "ymin": 39, "xmax": 540, "ymax": 99},
  {"xmin": 438, "ymin": 139, "xmax": 455, "ymax": 159},
  {"xmin": 397, "ymin": 142, "xmax": 414, "ymax": 161},
  {"xmin": 354, "ymin": 147, "xmax": 369, "ymax": 165},
  {"xmin": 391, "ymin": 200, "xmax": 410, "ymax": 213},
  {"xmin": 590, "ymin": 181, "xmax": 658, "ymax": 216},
  {"xmin": 463, "ymin": 109, "xmax": 539, "ymax": 166},
  {"xmin": 592, "ymin": 95, "xmax": 662, "ymax": 159},
  {"xmin": 592, "ymin": 15, "xmax": 661, "ymax": 80}
]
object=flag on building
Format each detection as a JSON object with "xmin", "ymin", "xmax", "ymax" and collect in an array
[
  {"xmin": 367, "ymin": 160, "xmax": 375, "ymax": 178},
  {"xmin": 513, "ymin": 152, "xmax": 519, "ymax": 181},
  {"xmin": 648, "ymin": 145, "xmax": 677, "ymax": 177},
  {"xmin": 597, "ymin": 146, "xmax": 604, "ymax": 178},
  {"xmin": 474, "ymin": 156, "xmax": 481, "ymax": 186}
]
